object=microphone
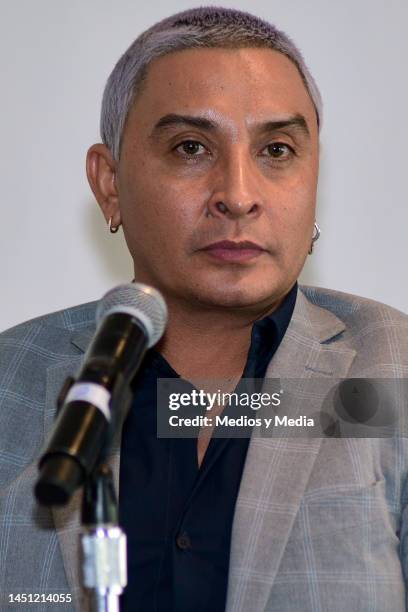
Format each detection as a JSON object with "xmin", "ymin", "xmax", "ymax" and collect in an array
[{"xmin": 35, "ymin": 282, "xmax": 168, "ymax": 506}]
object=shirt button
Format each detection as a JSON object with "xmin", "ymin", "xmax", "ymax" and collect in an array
[{"xmin": 176, "ymin": 532, "xmax": 192, "ymax": 551}]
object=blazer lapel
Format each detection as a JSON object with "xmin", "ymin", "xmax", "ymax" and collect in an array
[
  {"xmin": 225, "ymin": 288, "xmax": 357, "ymax": 612},
  {"xmin": 44, "ymin": 333, "xmax": 121, "ymax": 612}
]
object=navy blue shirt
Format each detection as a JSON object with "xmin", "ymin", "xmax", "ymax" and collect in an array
[{"xmin": 119, "ymin": 282, "xmax": 298, "ymax": 612}]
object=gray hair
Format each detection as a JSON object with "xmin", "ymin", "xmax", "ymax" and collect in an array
[{"xmin": 101, "ymin": 6, "xmax": 323, "ymax": 160}]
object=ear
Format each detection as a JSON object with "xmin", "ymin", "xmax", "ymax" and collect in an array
[{"xmin": 86, "ymin": 144, "xmax": 121, "ymax": 228}]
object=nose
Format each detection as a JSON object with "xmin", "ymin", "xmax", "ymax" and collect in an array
[{"xmin": 205, "ymin": 148, "xmax": 264, "ymax": 220}]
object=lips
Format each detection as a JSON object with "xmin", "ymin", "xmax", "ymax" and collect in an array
[{"xmin": 201, "ymin": 240, "xmax": 266, "ymax": 263}]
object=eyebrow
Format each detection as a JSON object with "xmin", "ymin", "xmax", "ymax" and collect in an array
[{"xmin": 149, "ymin": 112, "xmax": 310, "ymax": 139}]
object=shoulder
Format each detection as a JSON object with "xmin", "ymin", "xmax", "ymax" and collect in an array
[
  {"xmin": 299, "ymin": 284, "xmax": 407, "ymax": 327},
  {"xmin": 1, "ymin": 300, "xmax": 98, "ymax": 338},
  {"xmin": 299, "ymin": 284, "xmax": 408, "ymax": 372},
  {"xmin": 0, "ymin": 300, "xmax": 97, "ymax": 401},
  {"xmin": 0, "ymin": 302, "xmax": 98, "ymax": 481},
  {"xmin": 300, "ymin": 283, "xmax": 405, "ymax": 318},
  {"xmin": 0, "ymin": 300, "xmax": 97, "ymax": 356}
]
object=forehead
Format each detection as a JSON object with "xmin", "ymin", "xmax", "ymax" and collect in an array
[{"xmin": 130, "ymin": 47, "xmax": 317, "ymax": 133}]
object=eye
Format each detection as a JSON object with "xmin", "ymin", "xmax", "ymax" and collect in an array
[
  {"xmin": 174, "ymin": 140, "xmax": 207, "ymax": 157},
  {"xmin": 262, "ymin": 142, "xmax": 294, "ymax": 160}
]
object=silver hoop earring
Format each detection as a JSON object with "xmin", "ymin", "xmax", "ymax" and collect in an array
[
  {"xmin": 308, "ymin": 221, "xmax": 321, "ymax": 254},
  {"xmin": 108, "ymin": 217, "xmax": 120, "ymax": 234}
]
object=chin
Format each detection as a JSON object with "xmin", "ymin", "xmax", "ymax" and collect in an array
[{"xmin": 188, "ymin": 281, "xmax": 282, "ymax": 311}]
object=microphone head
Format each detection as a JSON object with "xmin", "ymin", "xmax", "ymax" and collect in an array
[{"xmin": 96, "ymin": 283, "xmax": 168, "ymax": 348}]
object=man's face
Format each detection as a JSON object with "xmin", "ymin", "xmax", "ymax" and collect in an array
[{"xmin": 116, "ymin": 47, "xmax": 319, "ymax": 312}]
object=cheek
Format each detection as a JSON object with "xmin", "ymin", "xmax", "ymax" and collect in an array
[
  {"xmin": 120, "ymin": 178, "xmax": 205, "ymax": 258},
  {"xmin": 269, "ymin": 174, "xmax": 316, "ymax": 231},
  {"xmin": 265, "ymin": 175, "xmax": 316, "ymax": 265}
]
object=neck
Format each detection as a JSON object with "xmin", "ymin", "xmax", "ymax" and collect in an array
[{"xmin": 155, "ymin": 293, "xmax": 284, "ymax": 381}]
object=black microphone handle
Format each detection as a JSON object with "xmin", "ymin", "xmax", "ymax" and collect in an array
[{"xmin": 35, "ymin": 312, "xmax": 148, "ymax": 506}]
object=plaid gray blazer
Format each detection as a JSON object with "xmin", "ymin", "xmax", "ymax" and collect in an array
[{"xmin": 1, "ymin": 284, "xmax": 408, "ymax": 611}]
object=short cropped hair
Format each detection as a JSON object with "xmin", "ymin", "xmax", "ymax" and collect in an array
[{"xmin": 101, "ymin": 6, "xmax": 323, "ymax": 160}]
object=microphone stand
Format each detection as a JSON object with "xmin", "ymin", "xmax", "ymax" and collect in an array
[{"xmin": 81, "ymin": 462, "xmax": 127, "ymax": 612}]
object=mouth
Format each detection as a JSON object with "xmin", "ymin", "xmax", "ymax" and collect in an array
[{"xmin": 200, "ymin": 240, "xmax": 267, "ymax": 263}]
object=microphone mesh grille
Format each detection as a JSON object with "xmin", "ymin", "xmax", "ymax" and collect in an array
[{"xmin": 96, "ymin": 283, "xmax": 168, "ymax": 347}]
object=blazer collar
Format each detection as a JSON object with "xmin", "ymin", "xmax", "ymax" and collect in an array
[{"xmin": 70, "ymin": 328, "xmax": 95, "ymax": 354}]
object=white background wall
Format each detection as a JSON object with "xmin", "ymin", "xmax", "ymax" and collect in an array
[{"xmin": 1, "ymin": 0, "xmax": 407, "ymax": 331}]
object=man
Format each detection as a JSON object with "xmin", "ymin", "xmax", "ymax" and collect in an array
[{"xmin": 1, "ymin": 6, "xmax": 407, "ymax": 612}]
